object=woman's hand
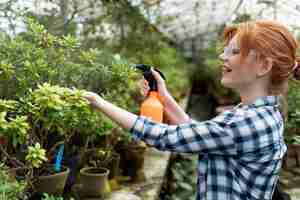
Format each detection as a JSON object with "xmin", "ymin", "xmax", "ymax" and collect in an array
[
  {"xmin": 141, "ymin": 68, "xmax": 171, "ymax": 103},
  {"xmin": 83, "ymin": 91, "xmax": 138, "ymax": 130},
  {"xmin": 83, "ymin": 91, "xmax": 103, "ymax": 109}
]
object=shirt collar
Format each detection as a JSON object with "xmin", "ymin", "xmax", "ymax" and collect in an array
[{"xmin": 234, "ymin": 95, "xmax": 280, "ymax": 109}]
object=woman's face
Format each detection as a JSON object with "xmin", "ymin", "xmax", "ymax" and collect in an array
[{"xmin": 219, "ymin": 36, "xmax": 259, "ymax": 91}]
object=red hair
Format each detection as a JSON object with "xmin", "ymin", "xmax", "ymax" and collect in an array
[{"xmin": 223, "ymin": 21, "xmax": 300, "ymax": 117}]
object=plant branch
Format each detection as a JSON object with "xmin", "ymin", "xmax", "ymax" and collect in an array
[{"xmin": 0, "ymin": 145, "xmax": 25, "ymax": 167}]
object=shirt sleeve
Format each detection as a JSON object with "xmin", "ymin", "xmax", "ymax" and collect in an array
[{"xmin": 130, "ymin": 114, "xmax": 237, "ymax": 155}]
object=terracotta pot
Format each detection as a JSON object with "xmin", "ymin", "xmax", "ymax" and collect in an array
[{"xmin": 79, "ymin": 167, "xmax": 110, "ymax": 198}]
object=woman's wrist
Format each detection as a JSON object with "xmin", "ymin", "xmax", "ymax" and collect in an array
[
  {"xmin": 92, "ymin": 96, "xmax": 105, "ymax": 110},
  {"xmin": 161, "ymin": 93, "xmax": 174, "ymax": 107}
]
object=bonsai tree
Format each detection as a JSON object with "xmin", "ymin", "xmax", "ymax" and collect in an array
[
  {"xmin": 18, "ymin": 83, "xmax": 114, "ymax": 164},
  {"xmin": 0, "ymin": 100, "xmax": 49, "ymax": 197}
]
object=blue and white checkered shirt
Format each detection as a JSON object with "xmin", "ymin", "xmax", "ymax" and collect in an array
[{"xmin": 130, "ymin": 95, "xmax": 287, "ymax": 200}]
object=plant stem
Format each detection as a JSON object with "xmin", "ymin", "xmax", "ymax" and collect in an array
[{"xmin": 0, "ymin": 145, "xmax": 25, "ymax": 167}]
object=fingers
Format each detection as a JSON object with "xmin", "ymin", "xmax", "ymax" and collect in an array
[
  {"xmin": 150, "ymin": 68, "xmax": 164, "ymax": 85},
  {"xmin": 83, "ymin": 91, "xmax": 98, "ymax": 102},
  {"xmin": 83, "ymin": 91, "xmax": 94, "ymax": 99}
]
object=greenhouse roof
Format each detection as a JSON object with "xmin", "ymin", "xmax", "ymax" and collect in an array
[
  {"xmin": 2, "ymin": 0, "xmax": 300, "ymax": 58},
  {"xmin": 134, "ymin": 0, "xmax": 300, "ymax": 58}
]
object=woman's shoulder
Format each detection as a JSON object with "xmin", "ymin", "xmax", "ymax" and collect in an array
[{"xmin": 213, "ymin": 102, "xmax": 282, "ymax": 127}]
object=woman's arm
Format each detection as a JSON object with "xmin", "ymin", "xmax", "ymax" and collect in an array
[
  {"xmin": 162, "ymin": 94, "xmax": 190, "ymax": 124},
  {"xmin": 84, "ymin": 92, "xmax": 138, "ymax": 130},
  {"xmin": 84, "ymin": 67, "xmax": 189, "ymax": 129},
  {"xmin": 84, "ymin": 92, "xmax": 236, "ymax": 155}
]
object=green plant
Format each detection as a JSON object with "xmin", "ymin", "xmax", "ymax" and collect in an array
[
  {"xmin": 86, "ymin": 148, "xmax": 115, "ymax": 168},
  {"xmin": 284, "ymin": 81, "xmax": 300, "ymax": 144},
  {"xmin": 0, "ymin": 163, "xmax": 26, "ymax": 200},
  {"xmin": 0, "ymin": 112, "xmax": 29, "ymax": 148},
  {"xmin": 42, "ymin": 193, "xmax": 64, "ymax": 200},
  {"xmin": 162, "ymin": 155, "xmax": 197, "ymax": 200},
  {"xmin": 0, "ymin": 100, "xmax": 30, "ymax": 166},
  {"xmin": 25, "ymin": 143, "xmax": 47, "ymax": 169},
  {"xmin": 19, "ymin": 83, "xmax": 111, "ymax": 153}
]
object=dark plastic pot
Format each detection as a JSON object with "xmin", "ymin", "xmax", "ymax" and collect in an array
[
  {"xmin": 79, "ymin": 167, "xmax": 110, "ymax": 197},
  {"xmin": 118, "ymin": 142, "xmax": 147, "ymax": 182},
  {"xmin": 35, "ymin": 166, "xmax": 70, "ymax": 195},
  {"xmin": 9, "ymin": 165, "xmax": 70, "ymax": 196}
]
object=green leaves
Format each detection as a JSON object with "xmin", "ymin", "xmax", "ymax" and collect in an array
[
  {"xmin": 0, "ymin": 111, "xmax": 29, "ymax": 147},
  {"xmin": 285, "ymin": 81, "xmax": 300, "ymax": 139},
  {"xmin": 25, "ymin": 143, "xmax": 47, "ymax": 168},
  {"xmin": 166, "ymin": 155, "xmax": 198, "ymax": 200},
  {"xmin": 22, "ymin": 83, "xmax": 112, "ymax": 141},
  {"xmin": 0, "ymin": 163, "xmax": 26, "ymax": 200},
  {"xmin": 0, "ymin": 61, "xmax": 14, "ymax": 80},
  {"xmin": 42, "ymin": 193, "xmax": 64, "ymax": 200}
]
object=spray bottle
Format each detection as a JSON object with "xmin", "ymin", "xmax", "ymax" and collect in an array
[{"xmin": 135, "ymin": 64, "xmax": 165, "ymax": 122}]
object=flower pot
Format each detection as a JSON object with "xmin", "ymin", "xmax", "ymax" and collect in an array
[
  {"xmin": 84, "ymin": 149, "xmax": 120, "ymax": 180},
  {"xmin": 9, "ymin": 165, "xmax": 70, "ymax": 196},
  {"xmin": 8, "ymin": 167, "xmax": 27, "ymax": 181},
  {"xmin": 79, "ymin": 167, "xmax": 110, "ymax": 198},
  {"xmin": 118, "ymin": 141, "xmax": 147, "ymax": 182},
  {"xmin": 34, "ymin": 166, "xmax": 70, "ymax": 195}
]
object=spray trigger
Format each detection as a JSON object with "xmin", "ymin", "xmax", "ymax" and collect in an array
[{"xmin": 134, "ymin": 64, "xmax": 165, "ymax": 91}]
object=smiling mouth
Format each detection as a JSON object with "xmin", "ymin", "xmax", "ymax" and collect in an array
[{"xmin": 222, "ymin": 65, "xmax": 232, "ymax": 73}]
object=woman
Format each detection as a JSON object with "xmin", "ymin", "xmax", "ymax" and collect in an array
[{"xmin": 84, "ymin": 21, "xmax": 300, "ymax": 200}]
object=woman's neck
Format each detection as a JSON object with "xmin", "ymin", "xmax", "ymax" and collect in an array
[{"xmin": 238, "ymin": 83, "xmax": 270, "ymax": 106}]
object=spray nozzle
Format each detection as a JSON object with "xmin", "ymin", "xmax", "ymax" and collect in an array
[{"xmin": 134, "ymin": 64, "xmax": 165, "ymax": 92}]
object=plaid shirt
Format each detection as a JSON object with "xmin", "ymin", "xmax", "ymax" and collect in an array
[{"xmin": 130, "ymin": 95, "xmax": 287, "ymax": 200}]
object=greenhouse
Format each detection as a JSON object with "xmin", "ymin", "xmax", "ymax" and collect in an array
[{"xmin": 1, "ymin": 0, "xmax": 300, "ymax": 200}]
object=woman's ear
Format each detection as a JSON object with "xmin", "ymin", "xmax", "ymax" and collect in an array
[{"xmin": 257, "ymin": 57, "xmax": 273, "ymax": 77}]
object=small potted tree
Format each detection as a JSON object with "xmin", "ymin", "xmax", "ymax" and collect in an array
[
  {"xmin": 0, "ymin": 100, "xmax": 59, "ymax": 197},
  {"xmin": 76, "ymin": 117, "xmax": 117, "ymax": 198},
  {"xmin": 115, "ymin": 131, "xmax": 147, "ymax": 183},
  {"xmin": 17, "ymin": 83, "xmax": 99, "ymax": 195},
  {"xmin": 19, "ymin": 83, "xmax": 117, "ymax": 196}
]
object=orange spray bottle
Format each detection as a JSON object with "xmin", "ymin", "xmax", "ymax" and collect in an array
[{"xmin": 135, "ymin": 64, "xmax": 165, "ymax": 123}]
